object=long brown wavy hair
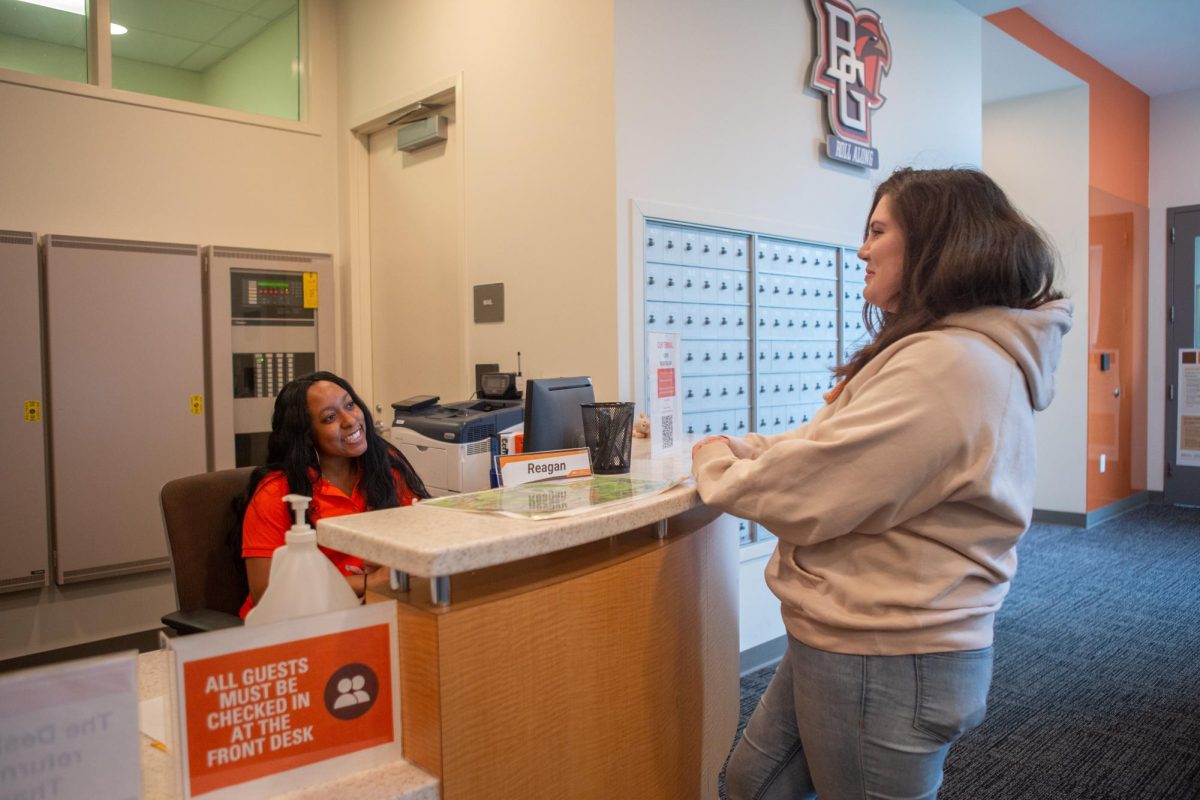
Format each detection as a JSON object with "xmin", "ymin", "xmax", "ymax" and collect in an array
[{"xmin": 835, "ymin": 167, "xmax": 1064, "ymax": 385}]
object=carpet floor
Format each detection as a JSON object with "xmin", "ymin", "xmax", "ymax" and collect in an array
[{"xmin": 724, "ymin": 504, "xmax": 1200, "ymax": 799}]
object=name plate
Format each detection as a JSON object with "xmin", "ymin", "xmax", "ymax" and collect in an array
[
  {"xmin": 0, "ymin": 652, "xmax": 141, "ymax": 800},
  {"xmin": 167, "ymin": 602, "xmax": 400, "ymax": 799},
  {"xmin": 495, "ymin": 448, "xmax": 592, "ymax": 487}
]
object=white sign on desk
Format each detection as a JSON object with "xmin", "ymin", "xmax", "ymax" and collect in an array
[
  {"xmin": 647, "ymin": 331, "xmax": 682, "ymax": 457},
  {"xmin": 167, "ymin": 601, "xmax": 401, "ymax": 799},
  {"xmin": 0, "ymin": 651, "xmax": 141, "ymax": 800}
]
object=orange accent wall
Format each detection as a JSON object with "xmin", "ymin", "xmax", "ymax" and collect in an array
[
  {"xmin": 986, "ymin": 9, "xmax": 1149, "ymax": 206},
  {"xmin": 987, "ymin": 9, "xmax": 1151, "ymax": 512},
  {"xmin": 1087, "ymin": 211, "xmax": 1135, "ymax": 507}
]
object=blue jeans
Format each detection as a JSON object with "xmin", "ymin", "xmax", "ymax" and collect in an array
[{"xmin": 726, "ymin": 637, "xmax": 992, "ymax": 800}]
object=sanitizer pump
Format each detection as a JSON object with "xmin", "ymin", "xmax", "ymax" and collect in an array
[{"xmin": 244, "ymin": 494, "xmax": 360, "ymax": 626}]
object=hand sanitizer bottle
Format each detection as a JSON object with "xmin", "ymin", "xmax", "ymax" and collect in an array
[{"xmin": 244, "ymin": 494, "xmax": 360, "ymax": 626}]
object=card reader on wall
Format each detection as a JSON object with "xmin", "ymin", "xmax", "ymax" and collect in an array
[{"xmin": 387, "ymin": 397, "xmax": 523, "ymax": 495}]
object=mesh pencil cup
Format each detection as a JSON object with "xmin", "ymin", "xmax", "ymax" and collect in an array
[{"xmin": 580, "ymin": 402, "xmax": 636, "ymax": 474}]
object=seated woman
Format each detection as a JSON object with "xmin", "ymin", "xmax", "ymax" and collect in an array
[{"xmin": 234, "ymin": 371, "xmax": 428, "ymax": 617}]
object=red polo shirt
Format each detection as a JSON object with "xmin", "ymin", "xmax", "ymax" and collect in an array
[{"xmin": 239, "ymin": 468, "xmax": 415, "ymax": 617}]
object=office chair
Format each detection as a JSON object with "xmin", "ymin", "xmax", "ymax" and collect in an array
[{"xmin": 159, "ymin": 467, "xmax": 255, "ymax": 635}]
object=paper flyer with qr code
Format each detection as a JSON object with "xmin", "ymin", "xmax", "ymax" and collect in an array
[
  {"xmin": 647, "ymin": 332, "xmax": 682, "ymax": 457},
  {"xmin": 1178, "ymin": 349, "xmax": 1200, "ymax": 466}
]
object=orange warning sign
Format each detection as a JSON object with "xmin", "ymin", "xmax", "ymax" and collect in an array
[{"xmin": 180, "ymin": 623, "xmax": 394, "ymax": 796}]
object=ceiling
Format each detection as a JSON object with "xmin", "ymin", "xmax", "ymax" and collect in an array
[
  {"xmin": 0, "ymin": 0, "xmax": 296, "ymax": 72},
  {"xmin": 957, "ymin": 0, "xmax": 1200, "ymax": 98},
  {"xmin": 3, "ymin": 0, "xmax": 1196, "ymax": 95},
  {"xmin": 979, "ymin": 20, "xmax": 1083, "ymax": 105}
]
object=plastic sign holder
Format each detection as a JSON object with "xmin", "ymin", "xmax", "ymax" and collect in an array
[
  {"xmin": 647, "ymin": 332, "xmax": 682, "ymax": 457},
  {"xmin": 1178, "ymin": 349, "xmax": 1200, "ymax": 466},
  {"xmin": 166, "ymin": 602, "xmax": 400, "ymax": 799},
  {"xmin": 0, "ymin": 651, "xmax": 141, "ymax": 800}
]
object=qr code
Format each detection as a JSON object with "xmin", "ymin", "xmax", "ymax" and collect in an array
[{"xmin": 660, "ymin": 414, "xmax": 674, "ymax": 449}]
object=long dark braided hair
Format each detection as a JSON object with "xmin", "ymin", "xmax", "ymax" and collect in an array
[{"xmin": 230, "ymin": 371, "xmax": 428, "ymax": 571}]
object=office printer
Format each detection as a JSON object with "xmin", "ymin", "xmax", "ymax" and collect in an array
[{"xmin": 387, "ymin": 396, "xmax": 523, "ymax": 495}]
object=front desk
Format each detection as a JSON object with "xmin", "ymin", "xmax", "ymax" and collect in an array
[{"xmin": 318, "ymin": 440, "xmax": 740, "ymax": 800}]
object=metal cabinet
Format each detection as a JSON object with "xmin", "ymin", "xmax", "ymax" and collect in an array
[
  {"xmin": 43, "ymin": 235, "xmax": 208, "ymax": 584},
  {"xmin": 643, "ymin": 219, "xmax": 863, "ymax": 546},
  {"xmin": 0, "ymin": 230, "xmax": 49, "ymax": 593},
  {"xmin": 647, "ymin": 223, "xmax": 753, "ymax": 473},
  {"xmin": 841, "ymin": 247, "xmax": 869, "ymax": 363},
  {"xmin": 754, "ymin": 237, "xmax": 840, "ymax": 437}
]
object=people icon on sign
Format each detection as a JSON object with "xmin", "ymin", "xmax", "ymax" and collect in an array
[
  {"xmin": 333, "ymin": 674, "xmax": 372, "ymax": 709},
  {"xmin": 324, "ymin": 663, "xmax": 379, "ymax": 720}
]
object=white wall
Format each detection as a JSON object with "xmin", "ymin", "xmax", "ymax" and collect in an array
[
  {"xmin": 614, "ymin": 0, "xmax": 983, "ymax": 400},
  {"xmin": 0, "ymin": 1, "xmax": 340, "ymax": 660},
  {"xmin": 615, "ymin": 0, "xmax": 985, "ymax": 652},
  {"xmin": 984, "ymin": 86, "xmax": 1091, "ymax": 514},
  {"xmin": 1149, "ymin": 88, "xmax": 1200, "ymax": 490},
  {"xmin": 335, "ymin": 0, "xmax": 618, "ymax": 408}
]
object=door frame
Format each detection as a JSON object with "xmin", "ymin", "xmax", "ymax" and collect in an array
[
  {"xmin": 344, "ymin": 75, "xmax": 461, "ymax": 406},
  {"xmin": 1164, "ymin": 203, "xmax": 1200, "ymax": 504}
]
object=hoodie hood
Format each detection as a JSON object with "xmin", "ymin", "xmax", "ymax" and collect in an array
[{"xmin": 941, "ymin": 299, "xmax": 1073, "ymax": 411}]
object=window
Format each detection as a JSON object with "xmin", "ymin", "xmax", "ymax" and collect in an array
[
  {"xmin": 0, "ymin": 0, "xmax": 89, "ymax": 83},
  {"xmin": 0, "ymin": 0, "xmax": 300, "ymax": 122}
]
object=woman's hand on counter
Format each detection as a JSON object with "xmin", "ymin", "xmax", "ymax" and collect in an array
[
  {"xmin": 691, "ymin": 435, "xmax": 731, "ymax": 459},
  {"xmin": 345, "ymin": 562, "xmax": 391, "ymax": 597}
]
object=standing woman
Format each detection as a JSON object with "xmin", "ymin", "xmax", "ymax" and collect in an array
[
  {"xmin": 234, "ymin": 371, "xmax": 428, "ymax": 617},
  {"xmin": 692, "ymin": 168, "xmax": 1072, "ymax": 799}
]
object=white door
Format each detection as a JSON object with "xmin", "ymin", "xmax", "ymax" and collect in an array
[{"xmin": 367, "ymin": 105, "xmax": 466, "ymax": 413}]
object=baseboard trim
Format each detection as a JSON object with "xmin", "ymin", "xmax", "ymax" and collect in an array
[
  {"xmin": 1032, "ymin": 492, "xmax": 1151, "ymax": 530},
  {"xmin": 1086, "ymin": 491, "xmax": 1150, "ymax": 526},
  {"xmin": 739, "ymin": 635, "xmax": 786, "ymax": 676},
  {"xmin": 1031, "ymin": 509, "xmax": 1087, "ymax": 527},
  {"xmin": 0, "ymin": 628, "xmax": 166, "ymax": 674}
]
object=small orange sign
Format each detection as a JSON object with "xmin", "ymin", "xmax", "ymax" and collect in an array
[{"xmin": 180, "ymin": 622, "xmax": 394, "ymax": 797}]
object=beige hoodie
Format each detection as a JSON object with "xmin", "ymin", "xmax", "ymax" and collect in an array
[{"xmin": 692, "ymin": 300, "xmax": 1073, "ymax": 655}]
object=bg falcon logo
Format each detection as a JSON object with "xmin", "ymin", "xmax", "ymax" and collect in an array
[{"xmin": 809, "ymin": 0, "xmax": 892, "ymax": 168}]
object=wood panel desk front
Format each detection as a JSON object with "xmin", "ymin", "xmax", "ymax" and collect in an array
[{"xmin": 322, "ymin": 444, "xmax": 739, "ymax": 799}]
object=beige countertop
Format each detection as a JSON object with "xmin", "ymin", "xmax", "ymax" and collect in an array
[
  {"xmin": 137, "ymin": 650, "xmax": 438, "ymax": 800},
  {"xmin": 317, "ymin": 438, "xmax": 701, "ymax": 577}
]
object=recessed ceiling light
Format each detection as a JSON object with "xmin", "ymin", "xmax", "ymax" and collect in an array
[
  {"xmin": 15, "ymin": 0, "xmax": 86, "ymax": 14},
  {"xmin": 16, "ymin": 0, "xmax": 129, "ymax": 33}
]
